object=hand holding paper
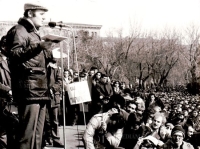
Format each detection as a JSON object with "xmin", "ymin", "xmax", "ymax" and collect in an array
[
  {"xmin": 42, "ymin": 34, "xmax": 68, "ymax": 43},
  {"xmin": 40, "ymin": 41, "xmax": 54, "ymax": 50}
]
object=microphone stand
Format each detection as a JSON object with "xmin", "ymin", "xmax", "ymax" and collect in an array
[{"xmin": 53, "ymin": 25, "xmax": 83, "ymax": 149}]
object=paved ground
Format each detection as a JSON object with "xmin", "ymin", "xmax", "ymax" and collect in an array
[{"xmin": 44, "ymin": 125, "xmax": 86, "ymax": 149}]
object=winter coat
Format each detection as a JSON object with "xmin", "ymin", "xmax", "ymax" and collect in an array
[
  {"xmin": 83, "ymin": 111, "xmax": 123, "ymax": 149},
  {"xmin": 6, "ymin": 18, "xmax": 52, "ymax": 102},
  {"xmin": 160, "ymin": 139, "xmax": 194, "ymax": 149},
  {"xmin": 96, "ymin": 82, "xmax": 113, "ymax": 99},
  {"xmin": 47, "ymin": 63, "xmax": 62, "ymax": 107},
  {"xmin": 0, "ymin": 55, "xmax": 11, "ymax": 100}
]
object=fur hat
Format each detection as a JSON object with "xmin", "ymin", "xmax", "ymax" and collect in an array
[
  {"xmin": 24, "ymin": 1, "xmax": 48, "ymax": 11},
  {"xmin": 171, "ymin": 126, "xmax": 185, "ymax": 138}
]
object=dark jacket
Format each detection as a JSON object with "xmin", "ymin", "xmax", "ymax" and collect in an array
[
  {"xmin": 0, "ymin": 55, "xmax": 11, "ymax": 100},
  {"xmin": 161, "ymin": 139, "xmax": 194, "ymax": 149},
  {"xmin": 145, "ymin": 97, "xmax": 165, "ymax": 110},
  {"xmin": 6, "ymin": 18, "xmax": 52, "ymax": 102},
  {"xmin": 96, "ymin": 82, "xmax": 113, "ymax": 99},
  {"xmin": 47, "ymin": 63, "xmax": 62, "ymax": 107}
]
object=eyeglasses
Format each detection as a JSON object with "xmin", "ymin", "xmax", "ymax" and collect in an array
[{"xmin": 173, "ymin": 134, "xmax": 183, "ymax": 138}]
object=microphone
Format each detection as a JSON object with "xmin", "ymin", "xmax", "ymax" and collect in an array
[
  {"xmin": 48, "ymin": 21, "xmax": 78, "ymax": 38},
  {"xmin": 48, "ymin": 21, "xmax": 70, "ymax": 28}
]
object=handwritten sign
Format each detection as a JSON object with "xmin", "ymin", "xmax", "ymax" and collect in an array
[{"xmin": 67, "ymin": 81, "xmax": 92, "ymax": 105}]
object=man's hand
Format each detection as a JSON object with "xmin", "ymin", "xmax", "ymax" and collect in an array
[
  {"xmin": 50, "ymin": 89, "xmax": 54, "ymax": 98},
  {"xmin": 8, "ymin": 90, "xmax": 12, "ymax": 95},
  {"xmin": 40, "ymin": 41, "xmax": 53, "ymax": 50},
  {"xmin": 101, "ymin": 121, "xmax": 107, "ymax": 132},
  {"xmin": 7, "ymin": 90, "xmax": 13, "ymax": 102}
]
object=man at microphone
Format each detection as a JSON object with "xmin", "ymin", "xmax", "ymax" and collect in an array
[{"xmin": 6, "ymin": 2, "xmax": 54, "ymax": 149}]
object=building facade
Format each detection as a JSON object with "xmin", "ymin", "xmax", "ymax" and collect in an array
[{"xmin": 0, "ymin": 21, "xmax": 102, "ymax": 37}]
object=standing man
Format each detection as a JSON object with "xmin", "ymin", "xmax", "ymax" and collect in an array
[
  {"xmin": 0, "ymin": 36, "xmax": 15, "ymax": 149},
  {"xmin": 96, "ymin": 74, "xmax": 113, "ymax": 101},
  {"xmin": 43, "ymin": 57, "xmax": 64, "ymax": 148},
  {"xmin": 6, "ymin": 2, "xmax": 53, "ymax": 149}
]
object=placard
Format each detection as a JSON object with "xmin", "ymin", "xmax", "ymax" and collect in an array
[{"xmin": 67, "ymin": 81, "xmax": 92, "ymax": 105}]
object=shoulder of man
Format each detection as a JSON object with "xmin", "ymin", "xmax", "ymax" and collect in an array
[{"xmin": 182, "ymin": 141, "xmax": 194, "ymax": 149}]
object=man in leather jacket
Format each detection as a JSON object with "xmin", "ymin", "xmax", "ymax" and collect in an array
[{"xmin": 6, "ymin": 2, "xmax": 53, "ymax": 149}]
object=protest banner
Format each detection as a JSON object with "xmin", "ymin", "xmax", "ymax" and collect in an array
[{"xmin": 67, "ymin": 81, "xmax": 91, "ymax": 105}]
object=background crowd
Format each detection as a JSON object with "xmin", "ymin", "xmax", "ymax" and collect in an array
[{"xmin": 61, "ymin": 66, "xmax": 200, "ymax": 149}]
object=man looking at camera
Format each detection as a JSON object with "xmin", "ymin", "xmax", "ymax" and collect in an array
[{"xmin": 6, "ymin": 2, "xmax": 53, "ymax": 149}]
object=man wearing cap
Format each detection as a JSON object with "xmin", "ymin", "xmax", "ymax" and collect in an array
[
  {"xmin": 96, "ymin": 74, "xmax": 113, "ymax": 101},
  {"xmin": 6, "ymin": 2, "xmax": 53, "ymax": 149},
  {"xmin": 161, "ymin": 126, "xmax": 194, "ymax": 149}
]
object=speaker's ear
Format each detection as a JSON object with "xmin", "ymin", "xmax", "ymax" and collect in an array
[{"xmin": 27, "ymin": 10, "xmax": 33, "ymax": 17}]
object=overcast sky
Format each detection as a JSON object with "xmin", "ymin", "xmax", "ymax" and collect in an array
[{"xmin": 1, "ymin": 0, "xmax": 200, "ymax": 36}]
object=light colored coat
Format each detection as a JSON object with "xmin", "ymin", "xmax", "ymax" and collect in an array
[{"xmin": 83, "ymin": 111, "xmax": 123, "ymax": 149}]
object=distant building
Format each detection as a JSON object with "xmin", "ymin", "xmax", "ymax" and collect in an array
[{"xmin": 0, "ymin": 21, "xmax": 102, "ymax": 37}]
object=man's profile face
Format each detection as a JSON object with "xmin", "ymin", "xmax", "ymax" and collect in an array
[
  {"xmin": 150, "ymin": 95, "xmax": 155, "ymax": 101},
  {"xmin": 126, "ymin": 103, "xmax": 136, "ymax": 113},
  {"xmin": 187, "ymin": 126, "xmax": 194, "ymax": 138},
  {"xmin": 29, "ymin": 9, "xmax": 46, "ymax": 28}
]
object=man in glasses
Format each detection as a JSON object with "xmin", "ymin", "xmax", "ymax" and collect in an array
[{"xmin": 161, "ymin": 126, "xmax": 194, "ymax": 149}]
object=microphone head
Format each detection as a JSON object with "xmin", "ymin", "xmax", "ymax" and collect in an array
[{"xmin": 48, "ymin": 22, "xmax": 56, "ymax": 28}]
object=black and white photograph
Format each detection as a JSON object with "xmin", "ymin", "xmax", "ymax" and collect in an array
[{"xmin": 0, "ymin": 0, "xmax": 200, "ymax": 149}]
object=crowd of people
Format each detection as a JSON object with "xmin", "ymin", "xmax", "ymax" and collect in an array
[
  {"xmin": 61, "ymin": 66, "xmax": 200, "ymax": 149},
  {"xmin": 0, "ymin": 1, "xmax": 200, "ymax": 149}
]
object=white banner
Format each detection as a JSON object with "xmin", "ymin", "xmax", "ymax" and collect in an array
[{"xmin": 67, "ymin": 81, "xmax": 92, "ymax": 105}]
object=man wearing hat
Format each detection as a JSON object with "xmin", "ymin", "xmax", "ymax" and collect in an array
[
  {"xmin": 5, "ymin": 2, "xmax": 53, "ymax": 149},
  {"xmin": 96, "ymin": 74, "xmax": 113, "ymax": 101},
  {"xmin": 161, "ymin": 126, "xmax": 194, "ymax": 149}
]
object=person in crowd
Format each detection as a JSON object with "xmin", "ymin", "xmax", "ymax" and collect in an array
[
  {"xmin": 165, "ymin": 122, "xmax": 174, "ymax": 135},
  {"xmin": 161, "ymin": 125, "xmax": 194, "ymax": 149},
  {"xmin": 107, "ymin": 94, "xmax": 129, "ymax": 121},
  {"xmin": 126, "ymin": 100, "xmax": 137, "ymax": 114},
  {"xmin": 92, "ymin": 71, "xmax": 102, "ymax": 87},
  {"xmin": 96, "ymin": 74, "xmax": 113, "ymax": 102},
  {"xmin": 112, "ymin": 81, "xmax": 122, "ymax": 95},
  {"xmin": 145, "ymin": 93, "xmax": 165, "ymax": 110},
  {"xmin": 186, "ymin": 108, "xmax": 200, "ymax": 131},
  {"xmin": 122, "ymin": 88, "xmax": 133, "ymax": 102},
  {"xmin": 135, "ymin": 103, "xmax": 145, "ymax": 124},
  {"xmin": 134, "ymin": 93, "xmax": 145, "ymax": 113},
  {"xmin": 63, "ymin": 69, "xmax": 72, "ymax": 84},
  {"xmin": 133, "ymin": 135, "xmax": 164, "ymax": 149},
  {"xmin": 43, "ymin": 56, "xmax": 64, "ymax": 148},
  {"xmin": 120, "ymin": 112, "xmax": 150, "ymax": 149},
  {"xmin": 87, "ymin": 67, "xmax": 96, "ymax": 96},
  {"xmin": 184, "ymin": 125, "xmax": 199, "ymax": 149},
  {"xmin": 5, "ymin": 2, "xmax": 53, "ymax": 149},
  {"xmin": 0, "ymin": 36, "xmax": 16, "ymax": 149},
  {"xmin": 184, "ymin": 125, "xmax": 194, "ymax": 142},
  {"xmin": 147, "ymin": 112, "xmax": 167, "ymax": 140},
  {"xmin": 73, "ymin": 71, "xmax": 79, "ymax": 82},
  {"xmin": 83, "ymin": 111, "xmax": 125, "ymax": 149},
  {"xmin": 120, "ymin": 82, "xmax": 126, "ymax": 91},
  {"xmin": 79, "ymin": 72, "xmax": 86, "ymax": 81}
]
